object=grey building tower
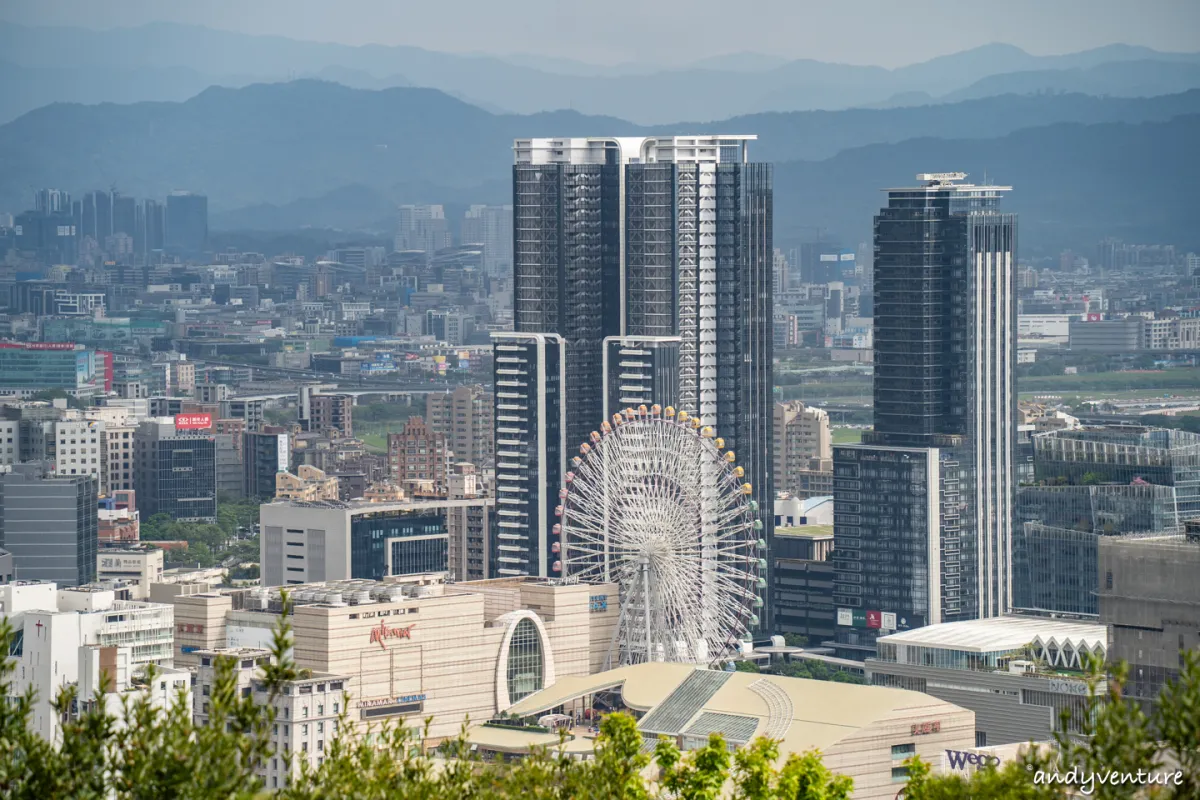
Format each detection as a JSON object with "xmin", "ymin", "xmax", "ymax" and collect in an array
[
  {"xmin": 491, "ymin": 332, "xmax": 565, "ymax": 577},
  {"xmin": 134, "ymin": 419, "xmax": 218, "ymax": 522},
  {"xmin": 0, "ymin": 462, "xmax": 98, "ymax": 586},
  {"xmin": 501, "ymin": 137, "xmax": 774, "ymax": 618},
  {"xmin": 833, "ymin": 173, "xmax": 1017, "ymax": 658}
]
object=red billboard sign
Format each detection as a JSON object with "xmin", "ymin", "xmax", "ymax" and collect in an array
[
  {"xmin": 866, "ymin": 610, "xmax": 882, "ymax": 629},
  {"xmin": 369, "ymin": 621, "xmax": 415, "ymax": 650},
  {"xmin": 174, "ymin": 413, "xmax": 213, "ymax": 430}
]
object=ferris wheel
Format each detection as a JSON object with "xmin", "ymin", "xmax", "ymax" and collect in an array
[{"xmin": 554, "ymin": 404, "xmax": 766, "ymax": 668}]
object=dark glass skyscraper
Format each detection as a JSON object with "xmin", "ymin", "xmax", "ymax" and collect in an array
[
  {"xmin": 165, "ymin": 191, "xmax": 208, "ymax": 255},
  {"xmin": 501, "ymin": 137, "xmax": 774, "ymax": 619},
  {"xmin": 833, "ymin": 174, "xmax": 1017, "ymax": 658}
]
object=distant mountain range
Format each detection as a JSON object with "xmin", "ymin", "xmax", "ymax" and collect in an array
[
  {"xmin": 1, "ymin": 22, "xmax": 1199, "ymax": 123},
  {"xmin": 1, "ymin": 80, "xmax": 1194, "ymax": 255}
]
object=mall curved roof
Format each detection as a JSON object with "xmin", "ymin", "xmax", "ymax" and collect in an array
[{"xmin": 484, "ymin": 662, "xmax": 967, "ymax": 758}]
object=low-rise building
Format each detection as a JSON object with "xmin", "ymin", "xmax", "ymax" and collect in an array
[
  {"xmin": 259, "ymin": 498, "xmax": 491, "ymax": 587},
  {"xmin": 773, "ymin": 524, "xmax": 835, "ymax": 644},
  {"xmin": 96, "ymin": 547, "xmax": 164, "ymax": 600},
  {"xmin": 868, "ymin": 616, "xmax": 1108, "ymax": 746},
  {"xmin": 98, "ymin": 490, "xmax": 140, "ymax": 544},
  {"xmin": 1, "ymin": 581, "xmax": 175, "ymax": 741},
  {"xmin": 193, "ymin": 648, "xmax": 349, "ymax": 791},
  {"xmin": 275, "ymin": 465, "xmax": 341, "ymax": 502}
]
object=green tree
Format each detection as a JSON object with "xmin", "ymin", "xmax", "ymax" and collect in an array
[{"xmin": 735, "ymin": 661, "xmax": 762, "ymax": 673}]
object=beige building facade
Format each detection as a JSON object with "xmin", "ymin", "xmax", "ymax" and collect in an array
[
  {"xmin": 226, "ymin": 574, "xmax": 619, "ymax": 741},
  {"xmin": 773, "ymin": 401, "xmax": 832, "ymax": 499}
]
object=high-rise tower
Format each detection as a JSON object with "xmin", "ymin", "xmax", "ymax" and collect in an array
[
  {"xmin": 501, "ymin": 137, "xmax": 774, "ymax": 611},
  {"xmin": 832, "ymin": 173, "xmax": 1016, "ymax": 659}
]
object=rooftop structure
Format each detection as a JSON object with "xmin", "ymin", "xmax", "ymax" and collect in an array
[{"xmin": 875, "ymin": 616, "xmax": 1107, "ymax": 671}]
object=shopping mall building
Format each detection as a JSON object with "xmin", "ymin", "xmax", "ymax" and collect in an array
[{"xmin": 218, "ymin": 573, "xmax": 619, "ymax": 741}]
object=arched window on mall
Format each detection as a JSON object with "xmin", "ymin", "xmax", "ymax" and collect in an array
[
  {"xmin": 506, "ymin": 618, "xmax": 544, "ymax": 703},
  {"xmin": 494, "ymin": 610, "xmax": 556, "ymax": 711}
]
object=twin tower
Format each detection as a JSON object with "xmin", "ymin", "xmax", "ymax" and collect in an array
[{"xmin": 491, "ymin": 137, "xmax": 775, "ymax": 612}]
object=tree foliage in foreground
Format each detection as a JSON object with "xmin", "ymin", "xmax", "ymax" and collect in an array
[{"xmin": 1, "ymin": 603, "xmax": 1198, "ymax": 799}]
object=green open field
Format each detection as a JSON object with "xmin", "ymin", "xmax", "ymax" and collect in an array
[
  {"xmin": 832, "ymin": 428, "xmax": 864, "ymax": 445},
  {"xmin": 1018, "ymin": 368, "xmax": 1200, "ymax": 397}
]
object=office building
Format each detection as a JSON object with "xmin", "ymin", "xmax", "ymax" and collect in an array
[
  {"xmin": 0, "ymin": 463, "xmax": 98, "ymax": 586},
  {"xmin": 465, "ymin": 662, "xmax": 973, "ymax": 800},
  {"xmin": 0, "ymin": 419, "xmax": 18, "ymax": 466},
  {"xmin": 395, "ymin": 204, "xmax": 452, "ymax": 254},
  {"xmin": 97, "ymin": 547, "xmax": 164, "ymax": 601},
  {"xmin": 869, "ymin": 616, "xmax": 1107, "ymax": 746},
  {"xmin": 214, "ymin": 433, "xmax": 244, "ymax": 501},
  {"xmin": 0, "ymin": 342, "xmax": 102, "ymax": 399},
  {"xmin": 136, "ymin": 198, "xmax": 166, "ymax": 257},
  {"xmin": 133, "ymin": 419, "xmax": 218, "ymax": 522},
  {"xmin": 244, "ymin": 431, "xmax": 291, "ymax": 501},
  {"xmin": 462, "ymin": 204, "xmax": 514, "ymax": 275},
  {"xmin": 260, "ymin": 498, "xmax": 490, "ymax": 586},
  {"xmin": 1013, "ymin": 482, "xmax": 1179, "ymax": 617},
  {"xmin": 225, "ymin": 573, "xmax": 619, "ymax": 744},
  {"xmin": 773, "ymin": 401, "xmax": 832, "ymax": 499},
  {"xmin": 834, "ymin": 174, "xmax": 1017, "ymax": 659},
  {"xmin": 446, "ymin": 463, "xmax": 493, "ymax": 581},
  {"xmin": 13, "ymin": 208, "xmax": 77, "ymax": 264},
  {"xmin": 601, "ymin": 335, "xmax": 680, "ymax": 419},
  {"xmin": 387, "ymin": 416, "xmax": 448, "ymax": 492},
  {"xmin": 1099, "ymin": 533, "xmax": 1200, "ymax": 709},
  {"xmin": 82, "ymin": 189, "xmax": 112, "ymax": 243},
  {"xmin": 0, "ymin": 549, "xmax": 13, "ymax": 583},
  {"xmin": 507, "ymin": 137, "xmax": 774, "ymax": 600},
  {"xmin": 35, "ymin": 188, "xmax": 71, "ymax": 215},
  {"xmin": 165, "ymin": 191, "xmax": 208, "ymax": 255},
  {"xmin": 491, "ymin": 332, "xmax": 565, "ymax": 577},
  {"xmin": 50, "ymin": 419, "xmax": 105, "ymax": 488},
  {"xmin": 1032, "ymin": 426, "xmax": 1200, "ymax": 517},
  {"xmin": 220, "ymin": 397, "xmax": 269, "ymax": 432},
  {"xmin": 773, "ymin": 526, "xmax": 836, "ymax": 644},
  {"xmin": 426, "ymin": 384, "xmax": 494, "ymax": 468},
  {"xmin": 103, "ymin": 423, "xmax": 136, "ymax": 492},
  {"xmin": 306, "ymin": 393, "xmax": 353, "ymax": 436}
]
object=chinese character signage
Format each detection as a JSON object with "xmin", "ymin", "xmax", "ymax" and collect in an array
[
  {"xmin": 836, "ymin": 608, "xmax": 852, "ymax": 626},
  {"xmin": 911, "ymin": 721, "xmax": 941, "ymax": 736},
  {"xmin": 175, "ymin": 413, "xmax": 213, "ymax": 430},
  {"xmin": 589, "ymin": 595, "xmax": 608, "ymax": 612},
  {"xmin": 881, "ymin": 612, "xmax": 897, "ymax": 631}
]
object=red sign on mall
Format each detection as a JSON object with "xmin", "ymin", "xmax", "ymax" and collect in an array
[
  {"xmin": 866, "ymin": 610, "xmax": 882, "ymax": 629},
  {"xmin": 174, "ymin": 413, "xmax": 213, "ymax": 430},
  {"xmin": 911, "ymin": 721, "xmax": 941, "ymax": 736},
  {"xmin": 369, "ymin": 621, "xmax": 415, "ymax": 650}
]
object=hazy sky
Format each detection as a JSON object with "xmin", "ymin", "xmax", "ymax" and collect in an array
[{"xmin": 2, "ymin": 0, "xmax": 1199, "ymax": 67}]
